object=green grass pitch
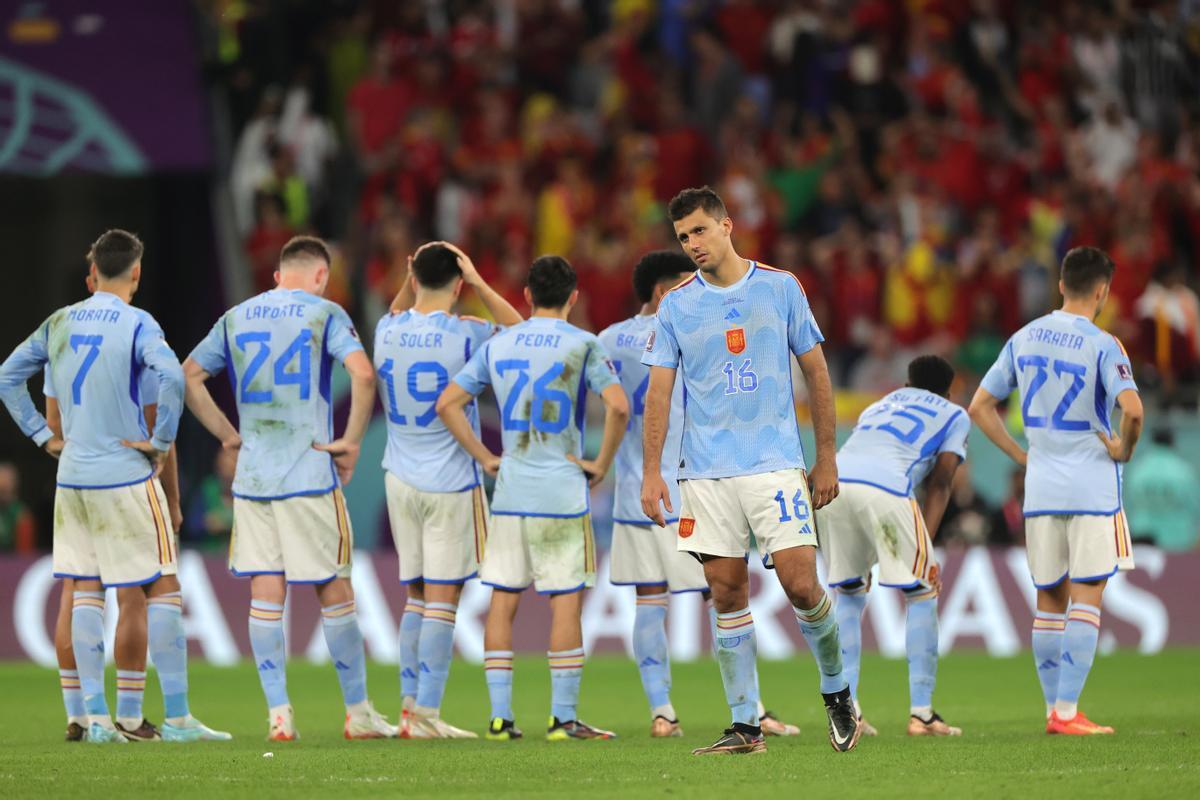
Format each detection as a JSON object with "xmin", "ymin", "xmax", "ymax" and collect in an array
[{"xmin": 0, "ymin": 651, "xmax": 1196, "ymax": 798}]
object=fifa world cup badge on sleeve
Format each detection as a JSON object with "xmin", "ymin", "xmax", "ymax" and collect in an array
[
  {"xmin": 1117, "ymin": 363, "xmax": 1132, "ymax": 380},
  {"xmin": 645, "ymin": 330, "xmax": 655, "ymax": 351},
  {"xmin": 679, "ymin": 518, "xmax": 696, "ymax": 538},
  {"xmin": 725, "ymin": 327, "xmax": 746, "ymax": 355}
]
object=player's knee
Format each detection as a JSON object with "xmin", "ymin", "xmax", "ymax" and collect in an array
[{"xmin": 782, "ymin": 574, "xmax": 823, "ymax": 609}]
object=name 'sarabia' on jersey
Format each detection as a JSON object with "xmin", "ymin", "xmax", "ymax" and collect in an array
[
  {"xmin": 640, "ymin": 262, "xmax": 822, "ymax": 480},
  {"xmin": 981, "ymin": 309, "xmax": 1138, "ymax": 516}
]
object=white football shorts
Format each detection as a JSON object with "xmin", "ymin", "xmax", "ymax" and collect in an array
[
  {"xmin": 1024, "ymin": 511, "xmax": 1135, "ymax": 588},
  {"xmin": 230, "ymin": 489, "xmax": 353, "ymax": 583},
  {"xmin": 817, "ymin": 481, "xmax": 937, "ymax": 590},
  {"xmin": 677, "ymin": 468, "xmax": 818, "ymax": 566},
  {"xmin": 53, "ymin": 478, "xmax": 177, "ymax": 587},
  {"xmin": 610, "ymin": 521, "xmax": 708, "ymax": 592},
  {"xmin": 480, "ymin": 513, "xmax": 596, "ymax": 594},
  {"xmin": 385, "ymin": 472, "xmax": 487, "ymax": 584}
]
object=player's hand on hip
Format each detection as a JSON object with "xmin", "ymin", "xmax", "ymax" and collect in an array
[
  {"xmin": 566, "ymin": 454, "xmax": 606, "ymax": 487},
  {"xmin": 169, "ymin": 505, "xmax": 183, "ymax": 534},
  {"xmin": 121, "ymin": 440, "xmax": 169, "ymax": 477},
  {"xmin": 640, "ymin": 474, "xmax": 672, "ymax": 527},
  {"xmin": 221, "ymin": 433, "xmax": 242, "ymax": 452},
  {"xmin": 1096, "ymin": 430, "xmax": 1126, "ymax": 462},
  {"xmin": 313, "ymin": 439, "xmax": 361, "ymax": 485},
  {"xmin": 42, "ymin": 436, "xmax": 65, "ymax": 460},
  {"xmin": 481, "ymin": 453, "xmax": 501, "ymax": 477},
  {"xmin": 807, "ymin": 460, "xmax": 839, "ymax": 509}
]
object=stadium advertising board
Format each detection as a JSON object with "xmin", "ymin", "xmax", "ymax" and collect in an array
[{"xmin": 1, "ymin": 547, "xmax": 1192, "ymax": 666}]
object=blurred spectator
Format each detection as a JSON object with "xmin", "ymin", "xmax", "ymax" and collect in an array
[
  {"xmin": 186, "ymin": 448, "xmax": 237, "ymax": 550},
  {"xmin": 245, "ymin": 193, "xmax": 294, "ymax": 293},
  {"xmin": 0, "ymin": 463, "xmax": 35, "ymax": 554},
  {"xmin": 1135, "ymin": 261, "xmax": 1200, "ymax": 402},
  {"xmin": 939, "ymin": 462, "xmax": 1000, "ymax": 548},
  {"xmin": 1124, "ymin": 428, "xmax": 1200, "ymax": 551}
]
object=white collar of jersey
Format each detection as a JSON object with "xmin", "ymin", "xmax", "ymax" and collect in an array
[
  {"xmin": 1051, "ymin": 309, "xmax": 1089, "ymax": 321},
  {"xmin": 692, "ymin": 260, "xmax": 756, "ymax": 293},
  {"xmin": 89, "ymin": 291, "xmax": 121, "ymax": 303}
]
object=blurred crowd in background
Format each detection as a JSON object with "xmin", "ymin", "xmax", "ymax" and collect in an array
[{"xmin": 14, "ymin": 0, "xmax": 1200, "ymax": 556}]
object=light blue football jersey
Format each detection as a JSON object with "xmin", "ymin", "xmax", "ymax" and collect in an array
[
  {"xmin": 46, "ymin": 361, "xmax": 159, "ymax": 405},
  {"xmin": 599, "ymin": 314, "xmax": 685, "ymax": 524},
  {"xmin": 187, "ymin": 288, "xmax": 364, "ymax": 500},
  {"xmin": 453, "ymin": 316, "xmax": 621, "ymax": 517},
  {"xmin": 981, "ymin": 310, "xmax": 1138, "ymax": 516},
  {"xmin": 374, "ymin": 309, "xmax": 499, "ymax": 493},
  {"xmin": 640, "ymin": 262, "xmax": 822, "ymax": 480},
  {"xmin": 0, "ymin": 292, "xmax": 184, "ymax": 488},
  {"xmin": 837, "ymin": 388, "xmax": 970, "ymax": 497}
]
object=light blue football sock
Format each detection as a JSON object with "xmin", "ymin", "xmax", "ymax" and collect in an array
[
  {"xmin": 415, "ymin": 602, "xmax": 457, "ymax": 711},
  {"xmin": 714, "ymin": 608, "xmax": 759, "ymax": 726},
  {"xmin": 71, "ymin": 591, "xmax": 110, "ymax": 720},
  {"xmin": 115, "ymin": 670, "xmax": 146, "ymax": 724},
  {"xmin": 795, "ymin": 593, "xmax": 848, "ymax": 695},
  {"xmin": 60, "ymin": 669, "xmax": 85, "ymax": 720},
  {"xmin": 548, "ymin": 648, "xmax": 585, "ymax": 722},
  {"xmin": 633, "ymin": 593, "xmax": 672, "ymax": 716},
  {"xmin": 1056, "ymin": 604, "xmax": 1102, "ymax": 718},
  {"xmin": 484, "ymin": 650, "xmax": 514, "ymax": 720},
  {"xmin": 399, "ymin": 598, "xmax": 424, "ymax": 702},
  {"xmin": 322, "ymin": 601, "xmax": 368, "ymax": 708},
  {"xmin": 1032, "ymin": 610, "xmax": 1066, "ymax": 713},
  {"xmin": 834, "ymin": 586, "xmax": 868, "ymax": 700},
  {"xmin": 148, "ymin": 593, "xmax": 189, "ymax": 720},
  {"xmin": 905, "ymin": 592, "xmax": 939, "ymax": 714},
  {"xmin": 248, "ymin": 600, "xmax": 289, "ymax": 709}
]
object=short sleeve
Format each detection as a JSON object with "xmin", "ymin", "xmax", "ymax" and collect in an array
[
  {"xmin": 1100, "ymin": 336, "xmax": 1138, "ymax": 398},
  {"xmin": 585, "ymin": 339, "xmax": 620, "ymax": 394},
  {"xmin": 640, "ymin": 301, "xmax": 681, "ymax": 369},
  {"xmin": 188, "ymin": 315, "xmax": 229, "ymax": 376},
  {"xmin": 42, "ymin": 365, "xmax": 55, "ymax": 399},
  {"xmin": 938, "ymin": 411, "xmax": 971, "ymax": 460},
  {"xmin": 325, "ymin": 305, "xmax": 365, "ymax": 362},
  {"xmin": 453, "ymin": 341, "xmax": 492, "ymax": 396},
  {"xmin": 786, "ymin": 279, "xmax": 824, "ymax": 356},
  {"xmin": 980, "ymin": 338, "xmax": 1018, "ymax": 399}
]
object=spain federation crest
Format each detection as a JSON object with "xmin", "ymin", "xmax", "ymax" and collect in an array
[{"xmin": 725, "ymin": 327, "xmax": 746, "ymax": 354}]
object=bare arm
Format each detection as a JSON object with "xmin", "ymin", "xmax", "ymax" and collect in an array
[
  {"xmin": 568, "ymin": 383, "xmax": 629, "ymax": 486},
  {"xmin": 967, "ymin": 387, "xmax": 1027, "ymax": 466},
  {"xmin": 145, "ymin": 402, "xmax": 182, "ymax": 532},
  {"xmin": 796, "ymin": 344, "xmax": 838, "ymax": 509},
  {"xmin": 183, "ymin": 358, "xmax": 241, "ymax": 448},
  {"xmin": 389, "ymin": 256, "xmax": 416, "ymax": 314},
  {"xmin": 435, "ymin": 383, "xmax": 500, "ymax": 475},
  {"xmin": 313, "ymin": 350, "xmax": 376, "ymax": 485},
  {"xmin": 444, "ymin": 242, "xmax": 524, "ymax": 326},
  {"xmin": 921, "ymin": 452, "xmax": 962, "ymax": 540},
  {"xmin": 640, "ymin": 366, "xmax": 676, "ymax": 526},
  {"xmin": 1097, "ymin": 389, "xmax": 1144, "ymax": 463}
]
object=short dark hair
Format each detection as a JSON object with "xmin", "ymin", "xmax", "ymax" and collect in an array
[
  {"xmin": 667, "ymin": 186, "xmax": 728, "ymax": 223},
  {"xmin": 633, "ymin": 250, "xmax": 693, "ymax": 303},
  {"xmin": 908, "ymin": 355, "xmax": 955, "ymax": 396},
  {"xmin": 279, "ymin": 235, "xmax": 331, "ymax": 268},
  {"xmin": 412, "ymin": 244, "xmax": 462, "ymax": 290},
  {"xmin": 87, "ymin": 229, "xmax": 144, "ymax": 278},
  {"xmin": 527, "ymin": 255, "xmax": 576, "ymax": 309},
  {"xmin": 1060, "ymin": 246, "xmax": 1115, "ymax": 297}
]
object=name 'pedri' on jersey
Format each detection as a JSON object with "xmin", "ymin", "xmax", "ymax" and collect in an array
[
  {"xmin": 187, "ymin": 288, "xmax": 363, "ymax": 501},
  {"xmin": 599, "ymin": 314, "xmax": 684, "ymax": 524},
  {"xmin": 640, "ymin": 262, "xmax": 822, "ymax": 480},
  {"xmin": 0, "ymin": 292, "xmax": 184, "ymax": 488},
  {"xmin": 837, "ymin": 388, "xmax": 970, "ymax": 497},
  {"xmin": 453, "ymin": 316, "xmax": 620, "ymax": 517},
  {"xmin": 374, "ymin": 309, "xmax": 499, "ymax": 493},
  {"xmin": 981, "ymin": 310, "xmax": 1138, "ymax": 516}
]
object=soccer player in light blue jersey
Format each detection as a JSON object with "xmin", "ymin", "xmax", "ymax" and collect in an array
[
  {"xmin": 601, "ymin": 250, "xmax": 801, "ymax": 739},
  {"xmin": 375, "ymin": 241, "xmax": 522, "ymax": 738},
  {"xmin": 970, "ymin": 246, "xmax": 1143, "ymax": 736},
  {"xmin": 0, "ymin": 229, "xmax": 229, "ymax": 744},
  {"xmin": 818, "ymin": 355, "xmax": 969, "ymax": 738},
  {"xmin": 641, "ymin": 187, "xmax": 859, "ymax": 755},
  {"xmin": 184, "ymin": 236, "xmax": 395, "ymax": 740},
  {"xmin": 437, "ymin": 255, "xmax": 629, "ymax": 742}
]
